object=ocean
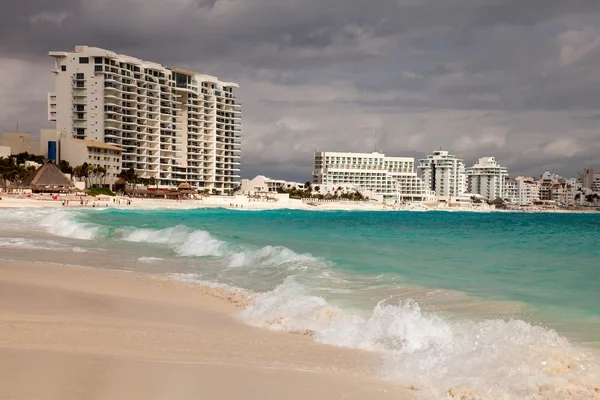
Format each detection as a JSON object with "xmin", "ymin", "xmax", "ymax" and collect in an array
[{"xmin": 1, "ymin": 207, "xmax": 599, "ymax": 398}]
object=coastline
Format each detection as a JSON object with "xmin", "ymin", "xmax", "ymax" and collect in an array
[
  {"xmin": 0, "ymin": 194, "xmax": 597, "ymax": 214},
  {"xmin": 0, "ymin": 260, "xmax": 411, "ymax": 400}
]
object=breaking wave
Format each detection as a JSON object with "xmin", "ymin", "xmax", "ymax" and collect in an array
[
  {"xmin": 27, "ymin": 209, "xmax": 600, "ymax": 398},
  {"xmin": 240, "ymin": 278, "xmax": 600, "ymax": 399}
]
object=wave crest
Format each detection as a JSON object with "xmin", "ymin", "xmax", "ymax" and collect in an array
[{"xmin": 240, "ymin": 278, "xmax": 600, "ymax": 399}]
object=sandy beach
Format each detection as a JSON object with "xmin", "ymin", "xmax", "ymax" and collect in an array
[
  {"xmin": 1, "ymin": 193, "xmax": 596, "ymax": 213},
  {"xmin": 0, "ymin": 261, "xmax": 411, "ymax": 400}
]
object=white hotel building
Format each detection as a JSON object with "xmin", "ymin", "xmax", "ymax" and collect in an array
[
  {"xmin": 465, "ymin": 157, "xmax": 508, "ymax": 201},
  {"xmin": 313, "ymin": 152, "xmax": 434, "ymax": 202},
  {"xmin": 503, "ymin": 177, "xmax": 539, "ymax": 205},
  {"xmin": 47, "ymin": 46, "xmax": 241, "ymax": 194},
  {"xmin": 418, "ymin": 150, "xmax": 466, "ymax": 199}
]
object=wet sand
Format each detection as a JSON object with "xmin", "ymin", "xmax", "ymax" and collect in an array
[{"xmin": 0, "ymin": 261, "xmax": 411, "ymax": 400}]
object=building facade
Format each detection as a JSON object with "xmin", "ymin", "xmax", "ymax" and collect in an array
[
  {"xmin": 465, "ymin": 157, "xmax": 508, "ymax": 201},
  {"xmin": 40, "ymin": 129, "xmax": 122, "ymax": 187},
  {"xmin": 503, "ymin": 176, "xmax": 539, "ymax": 205},
  {"xmin": 48, "ymin": 46, "xmax": 241, "ymax": 194},
  {"xmin": 240, "ymin": 175, "xmax": 305, "ymax": 195},
  {"xmin": 418, "ymin": 150, "xmax": 466, "ymax": 200},
  {"xmin": 313, "ymin": 151, "xmax": 434, "ymax": 202},
  {"xmin": 0, "ymin": 146, "xmax": 10, "ymax": 158},
  {"xmin": 538, "ymin": 171, "xmax": 567, "ymax": 201},
  {"xmin": 0, "ymin": 132, "xmax": 41, "ymax": 155},
  {"xmin": 580, "ymin": 169, "xmax": 600, "ymax": 192}
]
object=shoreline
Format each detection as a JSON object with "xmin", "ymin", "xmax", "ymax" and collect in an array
[
  {"xmin": 0, "ymin": 195, "xmax": 598, "ymax": 214},
  {"xmin": 0, "ymin": 260, "xmax": 411, "ymax": 400}
]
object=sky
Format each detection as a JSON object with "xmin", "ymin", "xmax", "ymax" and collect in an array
[{"xmin": 1, "ymin": 0, "xmax": 599, "ymax": 181}]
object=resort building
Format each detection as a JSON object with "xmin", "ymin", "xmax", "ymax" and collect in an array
[
  {"xmin": 47, "ymin": 46, "xmax": 241, "ymax": 194},
  {"xmin": 312, "ymin": 151, "xmax": 434, "ymax": 202},
  {"xmin": 0, "ymin": 132, "xmax": 41, "ymax": 155},
  {"xmin": 40, "ymin": 129, "xmax": 122, "ymax": 187},
  {"xmin": 580, "ymin": 169, "xmax": 600, "ymax": 192},
  {"xmin": 418, "ymin": 150, "xmax": 466, "ymax": 200},
  {"xmin": 465, "ymin": 157, "xmax": 508, "ymax": 201},
  {"xmin": 240, "ymin": 175, "xmax": 305, "ymax": 195},
  {"xmin": 503, "ymin": 177, "xmax": 539, "ymax": 205},
  {"xmin": 538, "ymin": 171, "xmax": 567, "ymax": 201}
]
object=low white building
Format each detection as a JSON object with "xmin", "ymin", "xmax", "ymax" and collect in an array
[
  {"xmin": 0, "ymin": 132, "xmax": 41, "ymax": 155},
  {"xmin": 313, "ymin": 151, "xmax": 434, "ymax": 202},
  {"xmin": 40, "ymin": 129, "xmax": 122, "ymax": 187},
  {"xmin": 0, "ymin": 146, "xmax": 10, "ymax": 158},
  {"xmin": 466, "ymin": 157, "xmax": 508, "ymax": 201},
  {"xmin": 240, "ymin": 175, "xmax": 305, "ymax": 195}
]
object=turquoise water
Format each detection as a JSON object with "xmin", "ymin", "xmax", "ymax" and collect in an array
[
  {"xmin": 1, "ymin": 207, "xmax": 599, "ymax": 398},
  {"xmin": 78, "ymin": 208, "xmax": 600, "ymax": 330}
]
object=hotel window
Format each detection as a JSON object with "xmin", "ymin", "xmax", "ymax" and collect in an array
[
  {"xmin": 61, "ymin": 65, "xmax": 66, "ymax": 72},
  {"xmin": 79, "ymin": 57, "xmax": 89, "ymax": 64}
]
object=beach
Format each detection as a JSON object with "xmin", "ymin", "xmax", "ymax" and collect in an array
[
  {"xmin": 1, "ymin": 193, "xmax": 597, "ymax": 213},
  {"xmin": 0, "ymin": 261, "xmax": 410, "ymax": 400},
  {"xmin": 0, "ymin": 204, "xmax": 599, "ymax": 399}
]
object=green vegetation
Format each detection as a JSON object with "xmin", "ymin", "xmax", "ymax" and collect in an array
[
  {"xmin": 87, "ymin": 186, "xmax": 115, "ymax": 196},
  {"xmin": 278, "ymin": 185, "xmax": 366, "ymax": 200},
  {"xmin": 0, "ymin": 154, "xmax": 38, "ymax": 190},
  {"xmin": 117, "ymin": 167, "xmax": 156, "ymax": 190}
]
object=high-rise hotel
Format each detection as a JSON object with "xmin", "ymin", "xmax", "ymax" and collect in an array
[
  {"xmin": 313, "ymin": 151, "xmax": 435, "ymax": 202},
  {"xmin": 48, "ymin": 46, "xmax": 241, "ymax": 193}
]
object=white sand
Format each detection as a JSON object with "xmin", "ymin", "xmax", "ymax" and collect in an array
[{"xmin": 0, "ymin": 261, "xmax": 412, "ymax": 399}]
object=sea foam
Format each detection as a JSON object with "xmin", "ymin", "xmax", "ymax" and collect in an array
[
  {"xmin": 240, "ymin": 278, "xmax": 600, "ymax": 399},
  {"xmin": 38, "ymin": 210, "xmax": 100, "ymax": 240}
]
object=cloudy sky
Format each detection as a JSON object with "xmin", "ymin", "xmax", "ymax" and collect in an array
[{"xmin": 1, "ymin": 0, "xmax": 599, "ymax": 180}]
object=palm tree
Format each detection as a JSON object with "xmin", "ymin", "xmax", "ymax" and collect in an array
[
  {"xmin": 94, "ymin": 166, "xmax": 107, "ymax": 186},
  {"xmin": 72, "ymin": 165, "xmax": 83, "ymax": 182}
]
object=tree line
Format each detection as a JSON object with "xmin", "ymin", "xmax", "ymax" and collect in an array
[
  {"xmin": 277, "ymin": 182, "xmax": 367, "ymax": 201},
  {"xmin": 0, "ymin": 152, "xmax": 43, "ymax": 190}
]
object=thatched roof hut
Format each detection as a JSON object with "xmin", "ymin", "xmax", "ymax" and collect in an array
[
  {"xmin": 178, "ymin": 182, "xmax": 192, "ymax": 191},
  {"xmin": 18, "ymin": 161, "xmax": 75, "ymax": 193},
  {"xmin": 490, "ymin": 197, "xmax": 506, "ymax": 209}
]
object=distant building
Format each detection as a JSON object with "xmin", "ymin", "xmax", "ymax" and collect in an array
[
  {"xmin": 0, "ymin": 146, "xmax": 10, "ymax": 158},
  {"xmin": 580, "ymin": 169, "xmax": 600, "ymax": 192},
  {"xmin": 313, "ymin": 151, "xmax": 434, "ymax": 202},
  {"xmin": 240, "ymin": 175, "xmax": 304, "ymax": 195},
  {"xmin": 40, "ymin": 129, "xmax": 122, "ymax": 187},
  {"xmin": 418, "ymin": 150, "xmax": 466, "ymax": 200},
  {"xmin": 465, "ymin": 157, "xmax": 508, "ymax": 201},
  {"xmin": 0, "ymin": 132, "xmax": 41, "ymax": 155},
  {"xmin": 539, "ymin": 171, "xmax": 566, "ymax": 200},
  {"xmin": 537, "ymin": 171, "xmax": 576, "ymax": 205},
  {"xmin": 503, "ymin": 176, "xmax": 539, "ymax": 205}
]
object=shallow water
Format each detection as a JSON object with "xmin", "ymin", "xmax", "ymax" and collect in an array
[{"xmin": 1, "ymin": 207, "xmax": 599, "ymax": 399}]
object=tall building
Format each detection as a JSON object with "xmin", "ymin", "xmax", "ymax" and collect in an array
[
  {"xmin": 418, "ymin": 150, "xmax": 465, "ymax": 199},
  {"xmin": 312, "ymin": 151, "xmax": 434, "ymax": 202},
  {"xmin": 465, "ymin": 157, "xmax": 508, "ymax": 201},
  {"xmin": 47, "ymin": 46, "xmax": 241, "ymax": 194},
  {"xmin": 580, "ymin": 169, "xmax": 600, "ymax": 192}
]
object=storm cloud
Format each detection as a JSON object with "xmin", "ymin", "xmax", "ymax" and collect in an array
[{"xmin": 1, "ymin": 0, "xmax": 599, "ymax": 180}]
